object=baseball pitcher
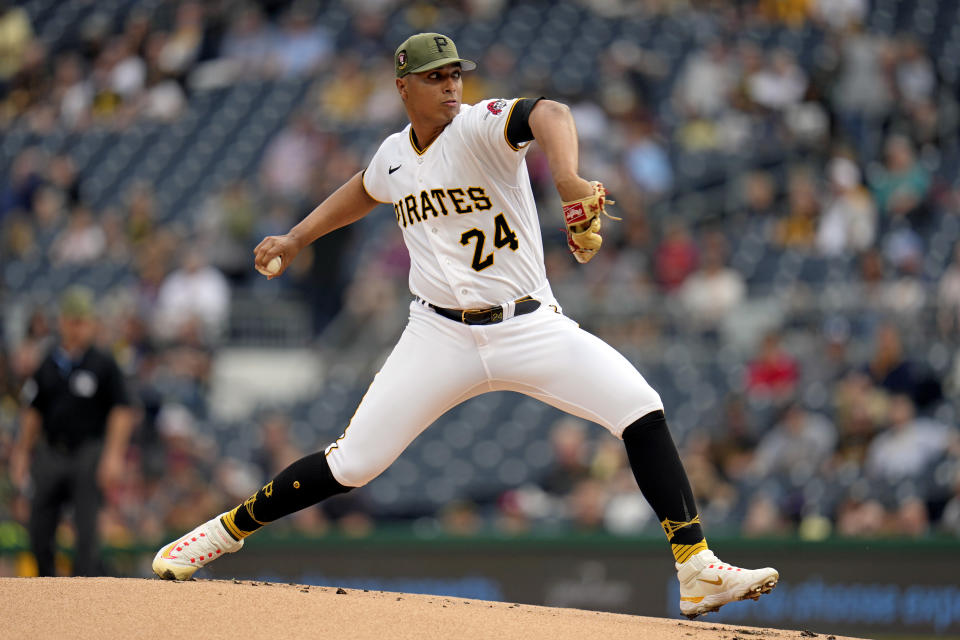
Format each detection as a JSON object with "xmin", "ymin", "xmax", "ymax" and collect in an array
[{"xmin": 152, "ymin": 33, "xmax": 778, "ymax": 619}]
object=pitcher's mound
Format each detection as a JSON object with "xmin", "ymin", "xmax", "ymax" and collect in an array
[{"xmin": 0, "ymin": 577, "xmax": 866, "ymax": 640}]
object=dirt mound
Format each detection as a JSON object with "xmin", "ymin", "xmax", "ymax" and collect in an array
[{"xmin": 0, "ymin": 577, "xmax": 865, "ymax": 640}]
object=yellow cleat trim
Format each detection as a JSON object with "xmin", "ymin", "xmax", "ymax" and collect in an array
[{"xmin": 673, "ymin": 539, "xmax": 709, "ymax": 564}]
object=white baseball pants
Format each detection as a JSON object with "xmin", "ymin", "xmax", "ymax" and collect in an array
[{"xmin": 325, "ymin": 300, "xmax": 663, "ymax": 488}]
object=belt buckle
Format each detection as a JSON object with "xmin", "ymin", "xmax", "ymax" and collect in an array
[{"xmin": 462, "ymin": 307, "xmax": 498, "ymax": 325}]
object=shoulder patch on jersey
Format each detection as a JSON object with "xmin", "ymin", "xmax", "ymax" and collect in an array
[{"xmin": 487, "ymin": 99, "xmax": 507, "ymax": 116}]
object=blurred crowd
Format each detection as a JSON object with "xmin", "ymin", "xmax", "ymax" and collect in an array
[{"xmin": 2, "ymin": 0, "xmax": 960, "ymax": 575}]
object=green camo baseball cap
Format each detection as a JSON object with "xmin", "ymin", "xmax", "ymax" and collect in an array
[{"xmin": 395, "ymin": 33, "xmax": 477, "ymax": 78}]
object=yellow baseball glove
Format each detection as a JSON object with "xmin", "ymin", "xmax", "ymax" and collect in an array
[{"xmin": 562, "ymin": 181, "xmax": 619, "ymax": 264}]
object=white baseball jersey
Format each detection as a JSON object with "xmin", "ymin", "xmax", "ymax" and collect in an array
[{"xmin": 362, "ymin": 98, "xmax": 550, "ymax": 309}]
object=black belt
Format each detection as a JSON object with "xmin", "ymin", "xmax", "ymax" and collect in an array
[{"xmin": 419, "ymin": 295, "xmax": 541, "ymax": 325}]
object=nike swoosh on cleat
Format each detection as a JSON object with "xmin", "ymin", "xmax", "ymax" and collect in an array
[
  {"xmin": 160, "ymin": 542, "xmax": 180, "ymax": 560},
  {"xmin": 697, "ymin": 576, "xmax": 723, "ymax": 586}
]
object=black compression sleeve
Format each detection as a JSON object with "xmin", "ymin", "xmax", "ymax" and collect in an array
[{"xmin": 505, "ymin": 97, "xmax": 544, "ymax": 148}]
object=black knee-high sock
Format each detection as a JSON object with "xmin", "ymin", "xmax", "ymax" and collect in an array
[
  {"xmin": 220, "ymin": 452, "xmax": 352, "ymax": 540},
  {"xmin": 622, "ymin": 410, "xmax": 708, "ymax": 563}
]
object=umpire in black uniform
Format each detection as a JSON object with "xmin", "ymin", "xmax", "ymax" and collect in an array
[{"xmin": 10, "ymin": 286, "xmax": 135, "ymax": 576}]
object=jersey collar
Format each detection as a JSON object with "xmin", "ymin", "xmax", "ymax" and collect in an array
[{"xmin": 409, "ymin": 127, "xmax": 436, "ymax": 156}]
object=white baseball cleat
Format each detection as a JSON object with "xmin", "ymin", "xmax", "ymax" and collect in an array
[
  {"xmin": 677, "ymin": 549, "xmax": 779, "ymax": 619},
  {"xmin": 152, "ymin": 512, "xmax": 243, "ymax": 580}
]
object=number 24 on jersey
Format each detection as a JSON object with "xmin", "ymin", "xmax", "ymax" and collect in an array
[{"xmin": 459, "ymin": 213, "xmax": 519, "ymax": 271}]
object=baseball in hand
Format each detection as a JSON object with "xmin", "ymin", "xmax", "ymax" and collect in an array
[{"xmin": 257, "ymin": 255, "xmax": 282, "ymax": 276}]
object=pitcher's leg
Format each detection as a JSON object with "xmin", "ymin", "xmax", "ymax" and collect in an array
[
  {"xmin": 487, "ymin": 309, "xmax": 663, "ymax": 435},
  {"xmin": 156, "ymin": 306, "xmax": 489, "ymax": 579},
  {"xmin": 324, "ymin": 306, "xmax": 490, "ymax": 489},
  {"xmin": 488, "ymin": 308, "xmax": 777, "ymax": 617},
  {"xmin": 622, "ymin": 411, "xmax": 705, "ymax": 561},
  {"xmin": 491, "ymin": 312, "xmax": 704, "ymax": 555},
  {"xmin": 222, "ymin": 304, "xmax": 489, "ymax": 540}
]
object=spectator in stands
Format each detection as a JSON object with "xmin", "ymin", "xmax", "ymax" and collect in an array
[
  {"xmin": 124, "ymin": 182, "xmax": 156, "ymax": 247},
  {"xmin": 746, "ymin": 49, "xmax": 808, "ymax": 112},
  {"xmin": 737, "ymin": 170, "xmax": 779, "ymax": 239},
  {"xmin": 157, "ymin": 1, "xmax": 206, "ymax": 81},
  {"xmin": 154, "ymin": 246, "xmax": 230, "ymax": 343},
  {"xmin": 8, "ymin": 308, "xmax": 53, "ymax": 397},
  {"xmin": 835, "ymin": 491, "xmax": 888, "ymax": 537},
  {"xmin": 0, "ymin": 147, "xmax": 43, "ymax": 216},
  {"xmin": 831, "ymin": 25, "xmax": 894, "ymax": 160},
  {"xmin": 89, "ymin": 40, "xmax": 125, "ymax": 122},
  {"xmin": 51, "ymin": 53, "xmax": 92, "ymax": 129},
  {"xmin": 679, "ymin": 231, "xmax": 745, "ymax": 333},
  {"xmin": 654, "ymin": 221, "xmax": 698, "ymax": 292},
  {"xmin": 865, "ymin": 394, "xmax": 956, "ymax": 482},
  {"xmin": 681, "ymin": 430, "xmax": 736, "ymax": 522},
  {"xmin": 315, "ymin": 56, "xmax": 373, "ymax": 124},
  {"xmin": 51, "ymin": 204, "xmax": 106, "ymax": 265},
  {"xmin": 812, "ymin": 0, "xmax": 867, "ymax": 31},
  {"xmin": 567, "ymin": 478, "xmax": 608, "ymax": 531},
  {"xmin": 260, "ymin": 112, "xmax": 323, "ymax": 201},
  {"xmin": 940, "ymin": 468, "xmax": 960, "ymax": 536},
  {"xmin": 440, "ymin": 500, "xmax": 483, "ymax": 536},
  {"xmin": 749, "ymin": 403, "xmax": 837, "ymax": 478},
  {"xmin": 865, "ymin": 324, "xmax": 923, "ymax": 401},
  {"xmin": 99, "ymin": 207, "xmax": 132, "ymax": 265},
  {"xmin": 0, "ymin": 1, "xmax": 33, "ymax": 88},
  {"xmin": 220, "ymin": 4, "xmax": 276, "ymax": 76},
  {"xmin": 541, "ymin": 418, "xmax": 592, "ymax": 497},
  {"xmin": 831, "ymin": 371, "xmax": 885, "ymax": 471},
  {"xmin": 138, "ymin": 40, "xmax": 187, "ymax": 123},
  {"xmin": 807, "ymin": 317, "xmax": 854, "ymax": 386},
  {"xmin": 31, "ymin": 185, "xmax": 67, "ymax": 248},
  {"xmin": 892, "ymin": 496, "xmax": 930, "ymax": 538},
  {"xmin": 746, "ymin": 332, "xmax": 800, "ymax": 401},
  {"xmin": 269, "ymin": 4, "xmax": 332, "ymax": 77},
  {"xmin": 937, "ymin": 241, "xmax": 960, "ymax": 336},
  {"xmin": 673, "ymin": 39, "xmax": 736, "ymax": 118},
  {"xmin": 776, "ymin": 167, "xmax": 820, "ymax": 249},
  {"xmin": 742, "ymin": 492, "xmax": 791, "ymax": 537},
  {"xmin": 709, "ymin": 394, "xmax": 759, "ymax": 482},
  {"xmin": 199, "ymin": 180, "xmax": 259, "ymax": 279},
  {"xmin": 106, "ymin": 37, "xmax": 146, "ymax": 103},
  {"xmin": 881, "ymin": 222, "xmax": 928, "ymax": 317},
  {"xmin": 870, "ymin": 134, "xmax": 931, "ymax": 225},
  {"xmin": 624, "ymin": 120, "xmax": 673, "ymax": 198},
  {"xmin": 816, "ymin": 156, "xmax": 877, "ymax": 256},
  {"xmin": 894, "ymin": 37, "xmax": 936, "ymax": 107},
  {"xmin": 47, "ymin": 153, "xmax": 80, "ymax": 207},
  {"xmin": 3, "ymin": 38, "xmax": 47, "ymax": 127}
]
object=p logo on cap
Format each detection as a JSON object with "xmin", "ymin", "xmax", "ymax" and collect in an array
[{"xmin": 394, "ymin": 32, "xmax": 477, "ymax": 78}]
